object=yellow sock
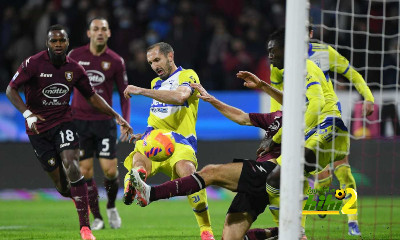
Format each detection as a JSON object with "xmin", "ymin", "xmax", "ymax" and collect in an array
[
  {"xmin": 301, "ymin": 180, "xmax": 309, "ymax": 230},
  {"xmin": 187, "ymin": 188, "xmax": 213, "ymax": 235},
  {"xmin": 267, "ymin": 184, "xmax": 280, "ymax": 226},
  {"xmin": 334, "ymin": 164, "xmax": 358, "ymax": 222},
  {"xmin": 267, "ymin": 180, "xmax": 308, "ymax": 229}
]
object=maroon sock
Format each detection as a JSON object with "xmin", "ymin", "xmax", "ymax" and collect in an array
[
  {"xmin": 70, "ymin": 177, "xmax": 90, "ymax": 228},
  {"xmin": 86, "ymin": 178, "xmax": 102, "ymax": 219},
  {"xmin": 245, "ymin": 228, "xmax": 267, "ymax": 240},
  {"xmin": 246, "ymin": 227, "xmax": 278, "ymax": 240},
  {"xmin": 151, "ymin": 173, "xmax": 205, "ymax": 201},
  {"xmin": 104, "ymin": 176, "xmax": 119, "ymax": 209}
]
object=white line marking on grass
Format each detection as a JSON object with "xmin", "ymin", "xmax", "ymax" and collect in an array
[{"xmin": 0, "ymin": 226, "xmax": 27, "ymax": 230}]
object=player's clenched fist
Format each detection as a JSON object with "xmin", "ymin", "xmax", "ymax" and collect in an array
[{"xmin": 124, "ymin": 85, "xmax": 143, "ymax": 99}]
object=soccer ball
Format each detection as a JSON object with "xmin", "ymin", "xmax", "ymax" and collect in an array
[
  {"xmin": 335, "ymin": 189, "xmax": 346, "ymax": 200},
  {"xmin": 143, "ymin": 129, "xmax": 175, "ymax": 162}
]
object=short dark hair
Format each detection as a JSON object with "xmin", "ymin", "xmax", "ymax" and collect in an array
[
  {"xmin": 308, "ymin": 16, "xmax": 313, "ymax": 33},
  {"xmin": 47, "ymin": 24, "xmax": 68, "ymax": 36},
  {"xmin": 147, "ymin": 42, "xmax": 174, "ymax": 56},
  {"xmin": 268, "ymin": 28, "xmax": 285, "ymax": 49},
  {"xmin": 87, "ymin": 17, "xmax": 108, "ymax": 29}
]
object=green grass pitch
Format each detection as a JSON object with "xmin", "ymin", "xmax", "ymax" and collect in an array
[{"xmin": 0, "ymin": 196, "xmax": 398, "ymax": 239}]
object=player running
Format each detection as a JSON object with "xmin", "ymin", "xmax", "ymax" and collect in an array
[
  {"xmin": 68, "ymin": 18, "xmax": 130, "ymax": 230},
  {"xmin": 123, "ymin": 42, "xmax": 214, "ymax": 240},
  {"xmin": 131, "ymin": 82, "xmax": 281, "ymax": 240},
  {"xmin": 6, "ymin": 24, "xmax": 132, "ymax": 240}
]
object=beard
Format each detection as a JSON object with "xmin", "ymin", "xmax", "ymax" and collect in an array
[
  {"xmin": 160, "ymin": 62, "xmax": 173, "ymax": 80},
  {"xmin": 48, "ymin": 49, "xmax": 66, "ymax": 67}
]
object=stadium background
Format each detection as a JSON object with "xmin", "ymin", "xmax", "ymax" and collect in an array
[
  {"xmin": 0, "ymin": 0, "xmax": 399, "ymax": 191},
  {"xmin": 0, "ymin": 0, "xmax": 399, "ymax": 239}
]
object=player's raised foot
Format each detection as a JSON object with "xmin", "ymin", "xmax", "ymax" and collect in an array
[
  {"xmin": 318, "ymin": 214, "xmax": 327, "ymax": 218},
  {"xmin": 130, "ymin": 170, "xmax": 151, "ymax": 207},
  {"xmin": 348, "ymin": 221, "xmax": 361, "ymax": 236},
  {"xmin": 200, "ymin": 230, "xmax": 215, "ymax": 240},
  {"xmin": 107, "ymin": 207, "xmax": 121, "ymax": 229},
  {"xmin": 80, "ymin": 226, "xmax": 96, "ymax": 240},
  {"xmin": 123, "ymin": 168, "xmax": 147, "ymax": 205},
  {"xmin": 90, "ymin": 218, "xmax": 104, "ymax": 230}
]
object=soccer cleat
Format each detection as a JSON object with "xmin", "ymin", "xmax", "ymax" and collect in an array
[
  {"xmin": 348, "ymin": 222, "xmax": 361, "ymax": 236},
  {"xmin": 90, "ymin": 218, "xmax": 104, "ymax": 230},
  {"xmin": 318, "ymin": 214, "xmax": 327, "ymax": 218},
  {"xmin": 80, "ymin": 226, "xmax": 96, "ymax": 240},
  {"xmin": 131, "ymin": 170, "xmax": 151, "ymax": 207},
  {"xmin": 123, "ymin": 168, "xmax": 147, "ymax": 205},
  {"xmin": 200, "ymin": 230, "xmax": 215, "ymax": 240},
  {"xmin": 107, "ymin": 207, "xmax": 121, "ymax": 229}
]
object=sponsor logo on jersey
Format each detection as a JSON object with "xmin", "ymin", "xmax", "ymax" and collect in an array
[
  {"xmin": 65, "ymin": 72, "xmax": 73, "ymax": 81},
  {"xmin": 87, "ymin": 70, "xmax": 106, "ymax": 86},
  {"xmin": 40, "ymin": 73, "xmax": 53, "ymax": 77},
  {"xmin": 314, "ymin": 59, "xmax": 321, "ymax": 68},
  {"xmin": 42, "ymin": 83, "xmax": 69, "ymax": 99},
  {"xmin": 78, "ymin": 61, "xmax": 90, "ymax": 66},
  {"xmin": 101, "ymin": 61, "xmax": 111, "ymax": 71}
]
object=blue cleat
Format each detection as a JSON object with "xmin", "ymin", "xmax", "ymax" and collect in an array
[{"xmin": 348, "ymin": 222, "xmax": 361, "ymax": 236}]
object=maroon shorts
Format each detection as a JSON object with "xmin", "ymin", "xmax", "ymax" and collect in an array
[{"xmin": 227, "ymin": 160, "xmax": 277, "ymax": 221}]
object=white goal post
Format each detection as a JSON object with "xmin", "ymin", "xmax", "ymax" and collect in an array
[{"xmin": 279, "ymin": 0, "xmax": 309, "ymax": 239}]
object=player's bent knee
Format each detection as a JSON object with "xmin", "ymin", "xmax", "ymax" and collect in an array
[
  {"xmin": 103, "ymin": 168, "xmax": 118, "ymax": 179},
  {"xmin": 198, "ymin": 164, "xmax": 220, "ymax": 184}
]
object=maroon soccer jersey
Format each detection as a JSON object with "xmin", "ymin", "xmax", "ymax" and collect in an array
[
  {"xmin": 68, "ymin": 45, "xmax": 130, "ymax": 122},
  {"xmin": 249, "ymin": 111, "xmax": 282, "ymax": 162},
  {"xmin": 8, "ymin": 50, "xmax": 95, "ymax": 135}
]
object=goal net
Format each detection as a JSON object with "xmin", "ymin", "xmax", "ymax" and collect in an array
[{"xmin": 301, "ymin": 0, "xmax": 400, "ymax": 239}]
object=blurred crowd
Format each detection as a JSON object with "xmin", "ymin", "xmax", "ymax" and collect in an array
[{"xmin": 0, "ymin": 0, "xmax": 398, "ymax": 92}]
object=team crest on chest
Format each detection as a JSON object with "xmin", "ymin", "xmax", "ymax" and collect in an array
[
  {"xmin": 65, "ymin": 71, "xmax": 73, "ymax": 81},
  {"xmin": 101, "ymin": 61, "xmax": 111, "ymax": 70}
]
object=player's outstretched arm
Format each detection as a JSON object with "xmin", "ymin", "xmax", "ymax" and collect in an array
[
  {"xmin": 87, "ymin": 93, "xmax": 133, "ymax": 138},
  {"xmin": 328, "ymin": 46, "xmax": 374, "ymax": 116},
  {"xmin": 6, "ymin": 85, "xmax": 45, "ymax": 134},
  {"xmin": 237, "ymin": 71, "xmax": 283, "ymax": 105},
  {"xmin": 124, "ymin": 84, "xmax": 191, "ymax": 105},
  {"xmin": 190, "ymin": 83, "xmax": 252, "ymax": 126}
]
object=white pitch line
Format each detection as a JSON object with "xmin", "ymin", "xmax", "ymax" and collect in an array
[{"xmin": 0, "ymin": 226, "xmax": 27, "ymax": 230}]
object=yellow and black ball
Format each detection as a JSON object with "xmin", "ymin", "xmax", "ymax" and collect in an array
[{"xmin": 335, "ymin": 189, "xmax": 346, "ymax": 200}]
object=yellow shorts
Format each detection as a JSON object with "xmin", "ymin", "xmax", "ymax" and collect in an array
[
  {"xmin": 277, "ymin": 117, "xmax": 350, "ymax": 173},
  {"xmin": 123, "ymin": 139, "xmax": 198, "ymax": 180}
]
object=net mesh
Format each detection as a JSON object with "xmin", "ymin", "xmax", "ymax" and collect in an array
[{"xmin": 306, "ymin": 0, "xmax": 400, "ymax": 239}]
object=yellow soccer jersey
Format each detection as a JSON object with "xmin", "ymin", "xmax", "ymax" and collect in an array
[
  {"xmin": 272, "ymin": 60, "xmax": 342, "ymax": 143},
  {"xmin": 308, "ymin": 43, "xmax": 374, "ymax": 103},
  {"xmin": 269, "ymin": 65, "xmax": 284, "ymax": 112},
  {"xmin": 147, "ymin": 66, "xmax": 199, "ymax": 149}
]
